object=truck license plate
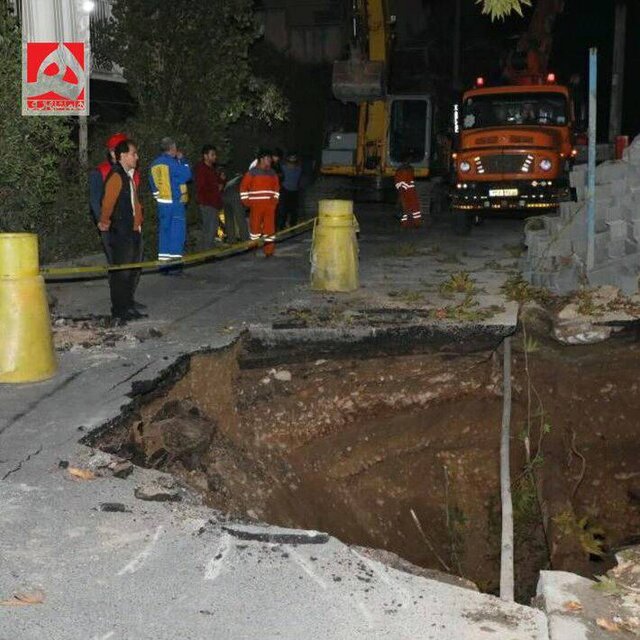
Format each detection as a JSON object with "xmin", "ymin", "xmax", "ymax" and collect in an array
[{"xmin": 489, "ymin": 188, "xmax": 519, "ymax": 197}]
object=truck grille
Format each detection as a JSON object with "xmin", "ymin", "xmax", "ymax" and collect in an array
[{"xmin": 480, "ymin": 154, "xmax": 527, "ymax": 174}]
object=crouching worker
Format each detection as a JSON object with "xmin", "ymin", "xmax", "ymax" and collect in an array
[
  {"xmin": 394, "ymin": 153, "xmax": 422, "ymax": 228},
  {"xmin": 98, "ymin": 140, "xmax": 145, "ymax": 325},
  {"xmin": 240, "ymin": 149, "xmax": 280, "ymax": 257}
]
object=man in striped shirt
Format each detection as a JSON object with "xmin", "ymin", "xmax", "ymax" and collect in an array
[{"xmin": 239, "ymin": 149, "xmax": 280, "ymax": 257}]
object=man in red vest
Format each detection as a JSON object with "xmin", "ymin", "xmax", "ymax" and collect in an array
[{"xmin": 240, "ymin": 149, "xmax": 280, "ymax": 256}]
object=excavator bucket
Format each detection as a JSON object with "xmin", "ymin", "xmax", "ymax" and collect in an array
[{"xmin": 332, "ymin": 59, "xmax": 385, "ymax": 103}]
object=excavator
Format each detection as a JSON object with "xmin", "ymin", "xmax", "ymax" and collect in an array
[
  {"xmin": 304, "ymin": 0, "xmax": 433, "ymax": 215},
  {"xmin": 450, "ymin": 0, "xmax": 574, "ymax": 234}
]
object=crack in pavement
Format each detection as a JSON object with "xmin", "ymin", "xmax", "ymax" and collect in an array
[
  {"xmin": 108, "ymin": 361, "xmax": 154, "ymax": 392},
  {"xmin": 1, "ymin": 445, "xmax": 43, "ymax": 481},
  {"xmin": 0, "ymin": 371, "xmax": 84, "ymax": 438}
]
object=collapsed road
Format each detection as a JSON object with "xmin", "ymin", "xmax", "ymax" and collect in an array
[{"xmin": 1, "ymin": 208, "xmax": 640, "ymax": 639}]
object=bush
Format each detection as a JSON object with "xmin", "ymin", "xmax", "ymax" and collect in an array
[{"xmin": 0, "ymin": 7, "xmax": 98, "ymax": 262}]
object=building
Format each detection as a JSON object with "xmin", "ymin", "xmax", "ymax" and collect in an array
[{"xmin": 257, "ymin": 0, "xmax": 347, "ymax": 64}]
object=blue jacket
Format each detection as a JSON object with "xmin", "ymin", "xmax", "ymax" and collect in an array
[{"xmin": 148, "ymin": 153, "xmax": 192, "ymax": 206}]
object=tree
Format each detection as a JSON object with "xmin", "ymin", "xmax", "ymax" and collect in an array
[
  {"xmin": 478, "ymin": 0, "xmax": 532, "ymax": 20},
  {"xmin": 0, "ymin": 3, "xmax": 75, "ymax": 234},
  {"xmin": 94, "ymin": 0, "xmax": 288, "ymax": 162}
]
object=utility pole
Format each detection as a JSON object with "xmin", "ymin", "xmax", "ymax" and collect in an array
[
  {"xmin": 608, "ymin": 0, "xmax": 626, "ymax": 143},
  {"xmin": 79, "ymin": 115, "xmax": 88, "ymax": 169},
  {"xmin": 586, "ymin": 48, "xmax": 597, "ymax": 272},
  {"xmin": 452, "ymin": 0, "xmax": 462, "ymax": 90}
]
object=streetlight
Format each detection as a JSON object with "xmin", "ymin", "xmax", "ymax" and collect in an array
[{"xmin": 82, "ymin": 0, "xmax": 95, "ymax": 12}]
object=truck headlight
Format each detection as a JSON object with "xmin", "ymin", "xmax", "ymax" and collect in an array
[
  {"xmin": 540, "ymin": 159, "xmax": 552, "ymax": 171},
  {"xmin": 459, "ymin": 161, "xmax": 471, "ymax": 173}
]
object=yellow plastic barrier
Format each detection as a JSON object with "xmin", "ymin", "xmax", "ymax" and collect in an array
[
  {"xmin": 310, "ymin": 200, "xmax": 359, "ymax": 292},
  {"xmin": 0, "ymin": 234, "xmax": 57, "ymax": 383}
]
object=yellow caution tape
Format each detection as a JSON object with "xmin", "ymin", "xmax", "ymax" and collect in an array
[{"xmin": 41, "ymin": 219, "xmax": 315, "ymax": 279}]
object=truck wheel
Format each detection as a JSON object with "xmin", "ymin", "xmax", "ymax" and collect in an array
[{"xmin": 453, "ymin": 211, "xmax": 472, "ymax": 235}]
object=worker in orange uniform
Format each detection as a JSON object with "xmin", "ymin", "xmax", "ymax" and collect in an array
[
  {"xmin": 240, "ymin": 149, "xmax": 280, "ymax": 256},
  {"xmin": 394, "ymin": 153, "xmax": 422, "ymax": 228}
]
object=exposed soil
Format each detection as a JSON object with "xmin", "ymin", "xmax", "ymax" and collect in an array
[{"xmin": 97, "ymin": 321, "xmax": 640, "ymax": 603}]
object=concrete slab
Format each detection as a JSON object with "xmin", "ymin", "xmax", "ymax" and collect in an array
[{"xmin": 537, "ymin": 570, "xmax": 639, "ymax": 639}]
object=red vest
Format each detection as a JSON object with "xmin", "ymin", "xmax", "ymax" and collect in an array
[{"xmin": 98, "ymin": 160, "xmax": 140, "ymax": 188}]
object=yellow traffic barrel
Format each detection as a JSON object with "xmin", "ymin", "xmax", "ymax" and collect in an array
[
  {"xmin": 310, "ymin": 199, "xmax": 359, "ymax": 292},
  {"xmin": 0, "ymin": 233, "xmax": 57, "ymax": 383}
]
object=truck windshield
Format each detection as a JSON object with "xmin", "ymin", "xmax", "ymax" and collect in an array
[{"xmin": 462, "ymin": 92, "xmax": 568, "ymax": 130}]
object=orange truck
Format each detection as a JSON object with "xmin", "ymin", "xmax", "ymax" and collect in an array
[{"xmin": 450, "ymin": 76, "xmax": 575, "ymax": 233}]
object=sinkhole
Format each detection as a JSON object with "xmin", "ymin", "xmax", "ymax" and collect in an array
[{"xmin": 92, "ymin": 322, "xmax": 640, "ymax": 603}]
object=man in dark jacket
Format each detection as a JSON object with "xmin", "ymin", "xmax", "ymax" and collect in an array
[
  {"xmin": 90, "ymin": 132, "xmax": 145, "ymax": 310},
  {"xmin": 194, "ymin": 144, "xmax": 225, "ymax": 250},
  {"xmin": 98, "ymin": 140, "xmax": 145, "ymax": 325}
]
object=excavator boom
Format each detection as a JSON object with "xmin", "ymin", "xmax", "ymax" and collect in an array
[{"xmin": 332, "ymin": 0, "xmax": 389, "ymax": 103}]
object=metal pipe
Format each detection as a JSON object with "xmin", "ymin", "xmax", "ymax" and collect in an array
[
  {"xmin": 500, "ymin": 336, "xmax": 514, "ymax": 602},
  {"xmin": 586, "ymin": 47, "xmax": 598, "ymax": 271}
]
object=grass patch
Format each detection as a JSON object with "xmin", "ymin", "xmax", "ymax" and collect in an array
[
  {"xmin": 384, "ymin": 243, "xmax": 422, "ymax": 258},
  {"xmin": 501, "ymin": 274, "xmax": 553, "ymax": 306},
  {"xmin": 388, "ymin": 289, "xmax": 425, "ymax": 304},
  {"xmin": 439, "ymin": 271, "xmax": 476, "ymax": 295},
  {"xmin": 429, "ymin": 294, "xmax": 505, "ymax": 322}
]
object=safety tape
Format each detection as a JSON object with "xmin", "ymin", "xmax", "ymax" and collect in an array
[{"xmin": 41, "ymin": 218, "xmax": 316, "ymax": 280}]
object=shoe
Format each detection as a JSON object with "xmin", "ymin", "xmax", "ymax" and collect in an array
[
  {"xmin": 126, "ymin": 309, "xmax": 148, "ymax": 320},
  {"xmin": 133, "ymin": 300, "xmax": 147, "ymax": 311}
]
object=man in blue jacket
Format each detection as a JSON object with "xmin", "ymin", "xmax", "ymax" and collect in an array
[{"xmin": 148, "ymin": 137, "xmax": 192, "ymax": 274}]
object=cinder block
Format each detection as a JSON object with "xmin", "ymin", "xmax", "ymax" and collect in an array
[
  {"xmin": 607, "ymin": 219, "xmax": 628, "ymax": 240},
  {"xmin": 603, "ymin": 204, "xmax": 623, "ymax": 222},
  {"xmin": 596, "ymin": 160, "xmax": 630, "ymax": 184},
  {"xmin": 570, "ymin": 167, "xmax": 587, "ymax": 188},
  {"xmin": 543, "ymin": 238, "xmax": 572, "ymax": 258},
  {"xmin": 608, "ymin": 238, "xmax": 626, "ymax": 260},
  {"xmin": 594, "ymin": 232, "xmax": 610, "ymax": 264},
  {"xmin": 575, "ymin": 184, "xmax": 587, "ymax": 201},
  {"xmin": 622, "ymin": 135, "xmax": 640, "ymax": 166}
]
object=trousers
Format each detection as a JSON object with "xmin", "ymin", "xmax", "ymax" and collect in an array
[
  {"xmin": 199, "ymin": 205, "xmax": 219, "ymax": 250},
  {"xmin": 109, "ymin": 229, "xmax": 141, "ymax": 318},
  {"xmin": 277, "ymin": 188, "xmax": 299, "ymax": 230},
  {"xmin": 157, "ymin": 202, "xmax": 186, "ymax": 260},
  {"xmin": 249, "ymin": 203, "xmax": 276, "ymax": 256}
]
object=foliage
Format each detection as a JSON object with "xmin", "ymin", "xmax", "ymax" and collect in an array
[
  {"xmin": 477, "ymin": 0, "xmax": 532, "ymax": 21},
  {"xmin": 501, "ymin": 274, "xmax": 553, "ymax": 306},
  {"xmin": 439, "ymin": 271, "xmax": 476, "ymax": 295},
  {"xmin": 554, "ymin": 511, "xmax": 606, "ymax": 558},
  {"xmin": 0, "ymin": 6, "xmax": 81, "ymax": 243},
  {"xmin": 94, "ymin": 0, "xmax": 289, "ymax": 164}
]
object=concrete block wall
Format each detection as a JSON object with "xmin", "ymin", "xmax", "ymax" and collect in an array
[{"xmin": 522, "ymin": 135, "xmax": 640, "ymax": 294}]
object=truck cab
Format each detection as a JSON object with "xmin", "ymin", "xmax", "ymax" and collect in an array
[{"xmin": 451, "ymin": 79, "xmax": 574, "ymax": 232}]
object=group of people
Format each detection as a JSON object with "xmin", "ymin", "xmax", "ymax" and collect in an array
[{"xmin": 89, "ymin": 135, "xmax": 303, "ymax": 325}]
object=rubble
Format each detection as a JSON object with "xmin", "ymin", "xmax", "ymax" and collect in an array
[
  {"xmin": 223, "ymin": 523, "xmax": 330, "ymax": 545},
  {"xmin": 522, "ymin": 134, "xmax": 640, "ymax": 294},
  {"xmin": 134, "ymin": 480, "xmax": 182, "ymax": 502}
]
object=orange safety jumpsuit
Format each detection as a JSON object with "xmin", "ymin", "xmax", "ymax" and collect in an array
[
  {"xmin": 240, "ymin": 167, "xmax": 280, "ymax": 255},
  {"xmin": 394, "ymin": 164, "xmax": 422, "ymax": 228}
]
